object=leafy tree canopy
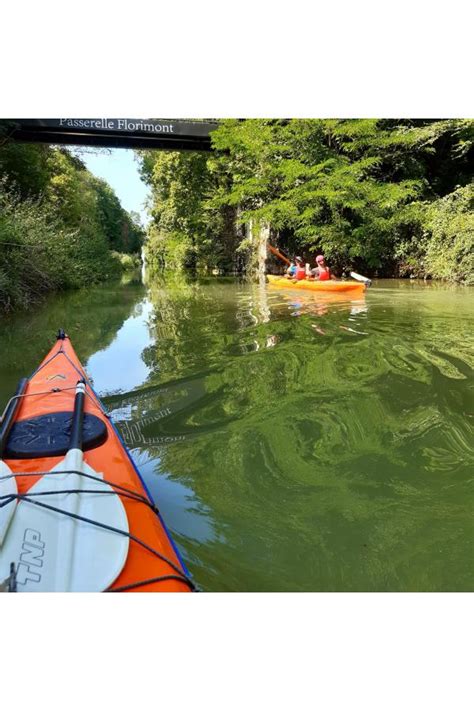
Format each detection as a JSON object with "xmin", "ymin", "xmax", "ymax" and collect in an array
[{"xmin": 139, "ymin": 119, "xmax": 473, "ymax": 282}]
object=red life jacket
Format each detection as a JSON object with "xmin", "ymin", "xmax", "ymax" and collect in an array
[
  {"xmin": 318, "ymin": 267, "xmax": 330, "ymax": 281},
  {"xmin": 295, "ymin": 266, "xmax": 306, "ymax": 280}
]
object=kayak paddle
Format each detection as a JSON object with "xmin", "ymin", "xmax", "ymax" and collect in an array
[
  {"xmin": 0, "ymin": 378, "xmax": 28, "ymax": 545},
  {"xmin": 350, "ymin": 271, "xmax": 372, "ymax": 287},
  {"xmin": 268, "ymin": 244, "xmax": 291, "ymax": 266},
  {"xmin": 0, "ymin": 380, "xmax": 129, "ymax": 592}
]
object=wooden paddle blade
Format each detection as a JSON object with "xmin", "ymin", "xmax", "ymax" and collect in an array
[
  {"xmin": 0, "ymin": 462, "xmax": 17, "ymax": 546},
  {"xmin": 268, "ymin": 244, "xmax": 291, "ymax": 265},
  {"xmin": 0, "ymin": 460, "xmax": 129, "ymax": 592}
]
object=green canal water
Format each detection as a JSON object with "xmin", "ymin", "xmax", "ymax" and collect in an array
[{"xmin": 1, "ymin": 276, "xmax": 473, "ymax": 591}]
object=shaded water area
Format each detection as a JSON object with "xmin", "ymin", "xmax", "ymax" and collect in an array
[{"xmin": 1, "ymin": 276, "xmax": 473, "ymax": 591}]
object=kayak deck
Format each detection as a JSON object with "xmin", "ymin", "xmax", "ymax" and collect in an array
[
  {"xmin": 267, "ymin": 274, "xmax": 366, "ymax": 294},
  {"xmin": 1, "ymin": 334, "xmax": 193, "ymax": 592}
]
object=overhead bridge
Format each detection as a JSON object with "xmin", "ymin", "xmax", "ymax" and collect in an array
[{"xmin": 0, "ymin": 118, "xmax": 219, "ymax": 151}]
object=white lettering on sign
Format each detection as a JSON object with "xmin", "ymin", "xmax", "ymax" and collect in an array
[{"xmin": 59, "ymin": 119, "xmax": 174, "ymax": 133}]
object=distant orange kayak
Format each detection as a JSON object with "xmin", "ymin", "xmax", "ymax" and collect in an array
[
  {"xmin": 0, "ymin": 332, "xmax": 194, "ymax": 592},
  {"xmin": 267, "ymin": 274, "xmax": 366, "ymax": 294}
]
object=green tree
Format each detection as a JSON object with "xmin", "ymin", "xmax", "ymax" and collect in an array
[
  {"xmin": 209, "ymin": 119, "xmax": 474, "ymax": 279},
  {"xmin": 0, "ymin": 140, "xmax": 145, "ymax": 312},
  {"xmin": 139, "ymin": 149, "xmax": 241, "ymax": 273},
  {"xmin": 139, "ymin": 118, "xmax": 474, "ymax": 282}
]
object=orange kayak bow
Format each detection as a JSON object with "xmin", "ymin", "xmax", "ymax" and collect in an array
[{"xmin": 0, "ymin": 332, "xmax": 194, "ymax": 592}]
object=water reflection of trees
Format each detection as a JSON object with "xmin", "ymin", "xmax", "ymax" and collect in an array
[
  {"xmin": 122, "ymin": 279, "xmax": 474, "ymax": 591},
  {"xmin": 0, "ymin": 281, "xmax": 146, "ymax": 405}
]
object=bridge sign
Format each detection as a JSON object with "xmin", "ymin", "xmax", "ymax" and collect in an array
[{"xmin": 0, "ymin": 118, "xmax": 218, "ymax": 151}]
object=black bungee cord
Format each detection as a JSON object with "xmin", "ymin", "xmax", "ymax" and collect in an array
[
  {"xmin": 1, "ymin": 342, "xmax": 198, "ymax": 592},
  {"xmin": 0, "ymin": 469, "xmax": 197, "ymax": 592}
]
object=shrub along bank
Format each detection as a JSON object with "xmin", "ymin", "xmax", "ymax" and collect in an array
[{"xmin": 0, "ymin": 140, "xmax": 144, "ymax": 312}]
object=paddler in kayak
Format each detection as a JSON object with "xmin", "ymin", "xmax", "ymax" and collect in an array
[
  {"xmin": 309, "ymin": 254, "xmax": 336, "ymax": 281},
  {"xmin": 287, "ymin": 256, "xmax": 306, "ymax": 280},
  {"xmin": 285, "ymin": 258, "xmax": 297, "ymax": 277}
]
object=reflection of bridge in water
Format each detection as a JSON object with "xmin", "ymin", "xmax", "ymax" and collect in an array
[{"xmin": 103, "ymin": 371, "xmax": 227, "ymax": 448}]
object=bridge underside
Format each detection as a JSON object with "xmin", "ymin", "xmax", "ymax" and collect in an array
[{"xmin": 0, "ymin": 119, "xmax": 217, "ymax": 151}]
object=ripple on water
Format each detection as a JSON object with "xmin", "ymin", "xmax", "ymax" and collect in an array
[{"xmin": 2, "ymin": 278, "xmax": 473, "ymax": 591}]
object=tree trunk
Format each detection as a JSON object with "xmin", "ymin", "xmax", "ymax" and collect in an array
[
  {"xmin": 220, "ymin": 204, "xmax": 241, "ymax": 273},
  {"xmin": 257, "ymin": 222, "xmax": 269, "ymax": 279}
]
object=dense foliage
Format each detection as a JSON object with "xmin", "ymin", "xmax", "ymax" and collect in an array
[
  {"xmin": 140, "ymin": 119, "xmax": 473, "ymax": 283},
  {"xmin": 139, "ymin": 151, "xmax": 241, "ymax": 273},
  {"xmin": 0, "ymin": 138, "xmax": 144, "ymax": 311}
]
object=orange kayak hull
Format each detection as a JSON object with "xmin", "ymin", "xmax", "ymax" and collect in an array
[
  {"xmin": 267, "ymin": 274, "xmax": 366, "ymax": 294},
  {"xmin": 3, "ymin": 335, "xmax": 193, "ymax": 592}
]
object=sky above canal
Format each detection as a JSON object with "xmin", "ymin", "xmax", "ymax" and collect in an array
[{"xmin": 81, "ymin": 148, "xmax": 151, "ymax": 226}]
